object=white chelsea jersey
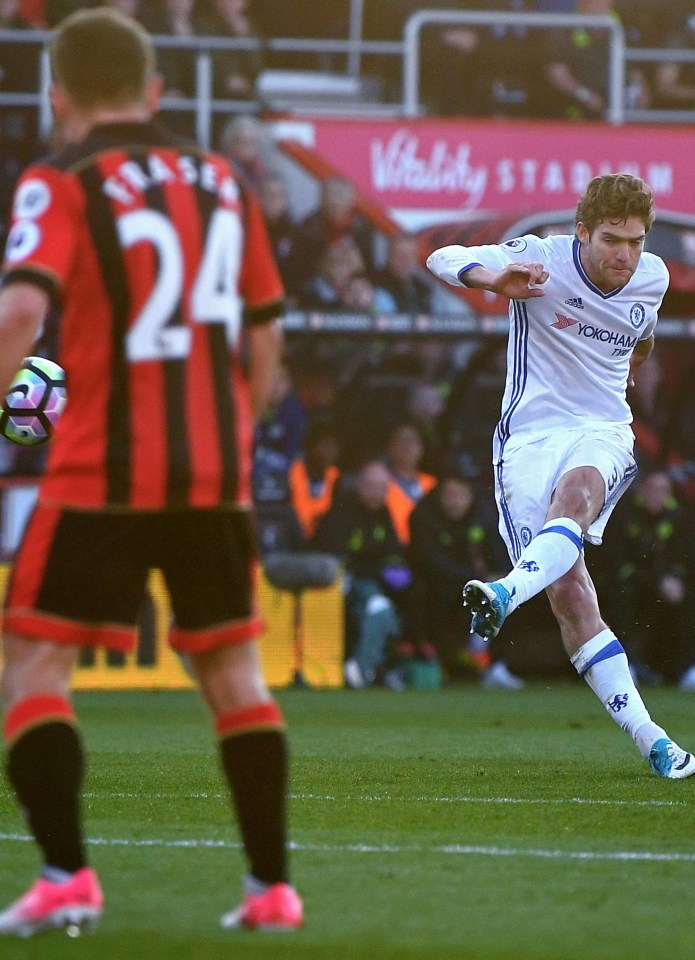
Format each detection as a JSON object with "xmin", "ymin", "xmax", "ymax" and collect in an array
[{"xmin": 427, "ymin": 233, "xmax": 668, "ymax": 456}]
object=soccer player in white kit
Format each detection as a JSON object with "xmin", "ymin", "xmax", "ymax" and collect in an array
[{"xmin": 427, "ymin": 173, "xmax": 695, "ymax": 779}]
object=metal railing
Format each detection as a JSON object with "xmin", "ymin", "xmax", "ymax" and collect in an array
[
  {"xmin": 402, "ymin": 10, "xmax": 625, "ymax": 122},
  {"xmin": 623, "ymin": 46, "xmax": 695, "ymax": 124},
  {"xmin": 1, "ymin": 12, "xmax": 694, "ymax": 148},
  {"xmin": 0, "ymin": 28, "xmax": 404, "ymax": 147}
]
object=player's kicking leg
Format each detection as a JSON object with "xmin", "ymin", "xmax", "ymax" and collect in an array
[{"xmin": 463, "ymin": 516, "xmax": 584, "ymax": 638}]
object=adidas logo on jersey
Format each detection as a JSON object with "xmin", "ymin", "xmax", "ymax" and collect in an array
[{"xmin": 564, "ymin": 297, "xmax": 584, "ymax": 309}]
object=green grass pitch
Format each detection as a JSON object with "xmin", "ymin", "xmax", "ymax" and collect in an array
[{"xmin": 1, "ymin": 684, "xmax": 694, "ymax": 959}]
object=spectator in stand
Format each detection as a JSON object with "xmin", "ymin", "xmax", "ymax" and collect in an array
[
  {"xmin": 422, "ymin": 0, "xmax": 542, "ymax": 119},
  {"xmin": 405, "ymin": 380, "xmax": 447, "ymax": 476},
  {"xmin": 412, "ymin": 336, "xmax": 463, "ymax": 393},
  {"xmin": 628, "ymin": 343, "xmax": 670, "ymax": 467},
  {"xmin": 199, "ymin": 0, "xmax": 262, "ymax": 103},
  {"xmin": 438, "ymin": 340, "xmax": 508, "ymax": 484},
  {"xmin": 329, "ymin": 346, "xmax": 420, "ymax": 473},
  {"xmin": 218, "ymin": 115, "xmax": 269, "ymax": 189},
  {"xmin": 360, "ymin": 0, "xmax": 423, "ymax": 99},
  {"xmin": 383, "ymin": 420, "xmax": 437, "ymax": 546},
  {"xmin": 420, "ymin": 16, "xmax": 479, "ymax": 117},
  {"xmin": 653, "ymin": 18, "xmax": 695, "ymax": 112},
  {"xmin": 542, "ymin": 0, "xmax": 650, "ymax": 119},
  {"xmin": 253, "ymin": 363, "xmax": 308, "ymax": 509},
  {"xmin": 371, "ymin": 233, "xmax": 435, "ymax": 315},
  {"xmin": 250, "ymin": 363, "xmax": 305, "ymax": 557},
  {"xmin": 257, "ymin": 173, "xmax": 305, "ymax": 306},
  {"xmin": 297, "ymin": 237, "xmax": 365, "ymax": 311},
  {"xmin": 289, "ymin": 421, "xmax": 341, "ymax": 541},
  {"xmin": 293, "ymin": 355, "xmax": 346, "ymax": 432},
  {"xmin": 656, "ymin": 342, "xmax": 695, "ymax": 495},
  {"xmin": 339, "ymin": 271, "xmax": 397, "ymax": 315},
  {"xmin": 609, "ymin": 0, "xmax": 664, "ymax": 111},
  {"xmin": 252, "ymin": 363, "xmax": 307, "ymax": 556},
  {"xmin": 295, "ymin": 176, "xmax": 377, "ymax": 276},
  {"xmin": 406, "ymin": 474, "xmax": 524, "ymax": 689},
  {"xmin": 312, "ymin": 460, "xmax": 410, "ymax": 690},
  {"xmin": 589, "ymin": 468, "xmax": 695, "ymax": 687}
]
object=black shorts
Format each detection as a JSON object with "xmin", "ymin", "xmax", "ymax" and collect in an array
[{"xmin": 3, "ymin": 504, "xmax": 263, "ymax": 653}]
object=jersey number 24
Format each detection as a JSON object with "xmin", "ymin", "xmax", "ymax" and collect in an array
[{"xmin": 119, "ymin": 207, "xmax": 242, "ymax": 362}]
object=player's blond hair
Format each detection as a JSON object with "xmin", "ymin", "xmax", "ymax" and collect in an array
[
  {"xmin": 575, "ymin": 174, "xmax": 655, "ymax": 235},
  {"xmin": 50, "ymin": 7, "xmax": 156, "ymax": 109}
]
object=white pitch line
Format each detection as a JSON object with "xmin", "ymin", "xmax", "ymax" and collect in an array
[
  {"xmin": 1, "ymin": 832, "xmax": 694, "ymax": 864},
  {"xmin": 291, "ymin": 794, "xmax": 687, "ymax": 808},
  {"xmin": 79, "ymin": 791, "xmax": 686, "ymax": 809}
]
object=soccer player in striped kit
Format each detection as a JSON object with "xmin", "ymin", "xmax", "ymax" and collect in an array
[
  {"xmin": 0, "ymin": 7, "xmax": 302, "ymax": 935},
  {"xmin": 427, "ymin": 173, "xmax": 695, "ymax": 780}
]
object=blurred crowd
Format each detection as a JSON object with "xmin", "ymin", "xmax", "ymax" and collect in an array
[
  {"xmin": 3, "ymin": 0, "xmax": 695, "ymax": 239},
  {"xmin": 2, "ymin": 0, "xmax": 695, "ymax": 689}
]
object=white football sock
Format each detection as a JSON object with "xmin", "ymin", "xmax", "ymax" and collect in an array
[
  {"xmin": 497, "ymin": 517, "xmax": 583, "ymax": 614},
  {"xmin": 571, "ymin": 630, "xmax": 666, "ymax": 758}
]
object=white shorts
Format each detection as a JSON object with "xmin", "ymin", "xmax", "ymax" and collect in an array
[{"xmin": 493, "ymin": 425, "xmax": 637, "ymax": 562}]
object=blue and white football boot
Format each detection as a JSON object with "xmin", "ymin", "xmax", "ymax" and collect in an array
[
  {"xmin": 462, "ymin": 580, "xmax": 513, "ymax": 640},
  {"xmin": 648, "ymin": 738, "xmax": 695, "ymax": 779}
]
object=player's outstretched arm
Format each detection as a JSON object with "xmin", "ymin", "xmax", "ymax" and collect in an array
[
  {"xmin": 459, "ymin": 262, "xmax": 549, "ymax": 300},
  {"xmin": 426, "ymin": 246, "xmax": 549, "ymax": 300}
]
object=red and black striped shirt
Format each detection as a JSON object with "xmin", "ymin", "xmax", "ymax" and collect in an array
[{"xmin": 2, "ymin": 121, "xmax": 285, "ymax": 510}]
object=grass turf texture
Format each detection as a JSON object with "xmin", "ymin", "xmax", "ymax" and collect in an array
[{"xmin": 0, "ymin": 685, "xmax": 693, "ymax": 959}]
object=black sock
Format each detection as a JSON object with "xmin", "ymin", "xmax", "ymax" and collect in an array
[
  {"xmin": 219, "ymin": 729, "xmax": 289, "ymax": 885},
  {"xmin": 6, "ymin": 721, "xmax": 86, "ymax": 873}
]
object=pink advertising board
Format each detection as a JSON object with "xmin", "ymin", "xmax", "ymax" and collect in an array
[{"xmin": 275, "ymin": 117, "xmax": 694, "ymax": 227}]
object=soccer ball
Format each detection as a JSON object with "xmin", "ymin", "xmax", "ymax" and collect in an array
[{"xmin": 0, "ymin": 356, "xmax": 67, "ymax": 446}]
